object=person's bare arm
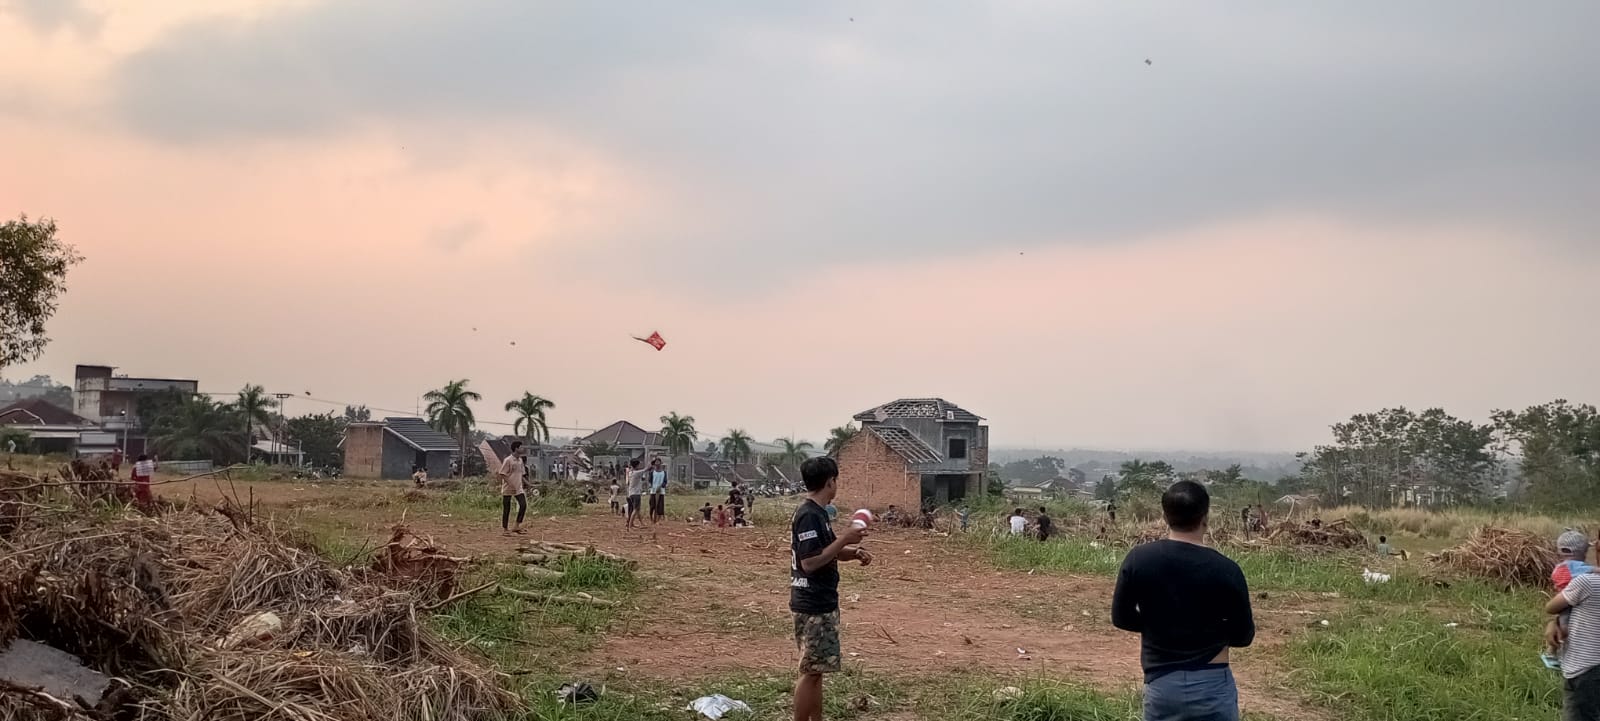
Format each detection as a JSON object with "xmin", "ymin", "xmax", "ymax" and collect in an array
[
  {"xmin": 799, "ymin": 526, "xmax": 865, "ymax": 573},
  {"xmin": 1547, "ymin": 592, "xmax": 1575, "ymax": 615}
]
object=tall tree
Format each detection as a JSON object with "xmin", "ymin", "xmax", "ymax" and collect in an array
[
  {"xmin": 1115, "ymin": 458, "xmax": 1173, "ymax": 496},
  {"xmin": 149, "ymin": 395, "xmax": 247, "ymax": 463},
  {"xmin": 285, "ymin": 412, "xmax": 346, "ymax": 467},
  {"xmin": 659, "ymin": 412, "xmax": 699, "ymax": 458},
  {"xmin": 719, "ymin": 429, "xmax": 754, "ymax": 465},
  {"xmin": 234, "ymin": 384, "xmax": 277, "ymax": 461},
  {"xmin": 774, "ymin": 437, "xmax": 814, "ymax": 466},
  {"xmin": 1299, "ymin": 407, "xmax": 1498, "ymax": 506},
  {"xmin": 424, "ymin": 379, "xmax": 481, "ymax": 468},
  {"xmin": 1094, "ymin": 475, "xmax": 1118, "ymax": 501},
  {"xmin": 0, "ymin": 215, "xmax": 83, "ymax": 368},
  {"xmin": 1493, "ymin": 400, "xmax": 1600, "ymax": 507},
  {"xmin": 343, "ymin": 404, "xmax": 372, "ymax": 422},
  {"xmin": 825, "ymin": 424, "xmax": 859, "ymax": 456},
  {"xmin": 505, "ymin": 393, "xmax": 555, "ymax": 444}
]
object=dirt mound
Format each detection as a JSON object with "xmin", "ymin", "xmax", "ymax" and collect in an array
[
  {"xmin": 0, "ymin": 473, "xmax": 515, "ymax": 721},
  {"xmin": 1429, "ymin": 526, "xmax": 1557, "ymax": 589}
]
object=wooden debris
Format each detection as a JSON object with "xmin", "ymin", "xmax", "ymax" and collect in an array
[
  {"xmin": 1429, "ymin": 526, "xmax": 1557, "ymax": 588},
  {"xmin": 498, "ymin": 587, "xmax": 619, "ymax": 607}
]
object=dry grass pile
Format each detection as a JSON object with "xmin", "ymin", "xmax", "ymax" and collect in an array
[
  {"xmin": 1429, "ymin": 526, "xmax": 1558, "ymax": 588},
  {"xmin": 1262, "ymin": 519, "xmax": 1366, "ymax": 550},
  {"xmin": 0, "ymin": 475, "xmax": 516, "ymax": 721}
]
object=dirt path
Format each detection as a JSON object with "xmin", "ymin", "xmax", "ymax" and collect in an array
[{"xmin": 161, "ymin": 479, "xmax": 1329, "ymax": 720}]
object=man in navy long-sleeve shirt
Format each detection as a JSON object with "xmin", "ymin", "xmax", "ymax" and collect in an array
[{"xmin": 1112, "ymin": 480, "xmax": 1255, "ymax": 721}]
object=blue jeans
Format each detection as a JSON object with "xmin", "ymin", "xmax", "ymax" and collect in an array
[{"xmin": 1143, "ymin": 666, "xmax": 1239, "ymax": 721}]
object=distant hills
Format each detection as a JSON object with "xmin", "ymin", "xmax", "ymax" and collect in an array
[{"xmin": 989, "ymin": 447, "xmax": 1301, "ymax": 483}]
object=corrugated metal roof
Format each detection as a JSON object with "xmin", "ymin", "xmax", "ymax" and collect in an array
[
  {"xmin": 853, "ymin": 398, "xmax": 983, "ymax": 423},
  {"xmin": 866, "ymin": 425, "xmax": 944, "ymax": 465},
  {"xmin": 383, "ymin": 417, "xmax": 459, "ymax": 452}
]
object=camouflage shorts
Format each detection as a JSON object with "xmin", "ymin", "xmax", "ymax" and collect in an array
[{"xmin": 793, "ymin": 611, "xmax": 842, "ymax": 674}]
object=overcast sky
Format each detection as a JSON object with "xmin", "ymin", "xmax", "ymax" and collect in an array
[{"xmin": 3, "ymin": 1, "xmax": 1596, "ymax": 451}]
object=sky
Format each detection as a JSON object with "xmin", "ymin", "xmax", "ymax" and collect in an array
[{"xmin": 3, "ymin": 0, "xmax": 1597, "ymax": 452}]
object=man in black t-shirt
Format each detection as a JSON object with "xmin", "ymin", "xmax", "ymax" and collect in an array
[
  {"xmin": 1112, "ymin": 481, "xmax": 1254, "ymax": 721},
  {"xmin": 790, "ymin": 457, "xmax": 869, "ymax": 721},
  {"xmin": 1036, "ymin": 506, "xmax": 1054, "ymax": 542}
]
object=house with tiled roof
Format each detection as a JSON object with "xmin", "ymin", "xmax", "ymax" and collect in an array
[
  {"xmin": 342, "ymin": 417, "xmax": 458, "ymax": 480},
  {"xmin": 0, "ymin": 398, "xmax": 106, "ymax": 455},
  {"xmin": 834, "ymin": 398, "xmax": 989, "ymax": 512}
]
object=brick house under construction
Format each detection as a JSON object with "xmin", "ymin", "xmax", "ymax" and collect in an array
[{"xmin": 833, "ymin": 398, "xmax": 988, "ymax": 512}]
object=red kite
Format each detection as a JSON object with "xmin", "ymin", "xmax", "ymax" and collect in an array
[{"xmin": 633, "ymin": 331, "xmax": 666, "ymax": 351}]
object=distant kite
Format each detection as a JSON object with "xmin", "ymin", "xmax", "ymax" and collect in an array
[{"xmin": 633, "ymin": 332, "xmax": 667, "ymax": 351}]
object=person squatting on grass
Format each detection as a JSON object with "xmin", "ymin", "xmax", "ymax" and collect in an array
[
  {"xmin": 790, "ymin": 456, "xmax": 870, "ymax": 721},
  {"xmin": 1113, "ymin": 480, "xmax": 1255, "ymax": 721},
  {"xmin": 496, "ymin": 441, "xmax": 528, "ymax": 535}
]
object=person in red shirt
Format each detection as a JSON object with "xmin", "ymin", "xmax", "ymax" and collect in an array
[
  {"xmin": 110, "ymin": 448, "xmax": 124, "ymax": 473},
  {"xmin": 131, "ymin": 454, "xmax": 155, "ymax": 508}
]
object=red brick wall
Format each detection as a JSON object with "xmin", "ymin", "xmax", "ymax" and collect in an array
[{"xmin": 834, "ymin": 429, "xmax": 918, "ymax": 512}]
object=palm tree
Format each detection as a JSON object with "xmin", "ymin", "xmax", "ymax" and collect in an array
[
  {"xmin": 150, "ymin": 395, "xmax": 248, "ymax": 463},
  {"xmin": 424, "ymin": 379, "xmax": 481, "ymax": 468},
  {"xmin": 659, "ymin": 412, "xmax": 699, "ymax": 458},
  {"xmin": 234, "ymin": 384, "xmax": 276, "ymax": 462},
  {"xmin": 658, "ymin": 413, "xmax": 699, "ymax": 485},
  {"xmin": 824, "ymin": 424, "xmax": 859, "ymax": 456},
  {"xmin": 505, "ymin": 393, "xmax": 555, "ymax": 444},
  {"xmin": 719, "ymin": 429, "xmax": 754, "ymax": 465},
  {"xmin": 775, "ymin": 437, "xmax": 814, "ymax": 466}
]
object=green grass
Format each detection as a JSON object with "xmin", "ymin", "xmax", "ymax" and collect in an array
[
  {"xmin": 913, "ymin": 676, "xmax": 1284, "ymax": 721},
  {"xmin": 964, "ymin": 532, "xmax": 1540, "ymax": 618},
  {"xmin": 429, "ymin": 555, "xmax": 640, "ymax": 673},
  {"xmin": 1288, "ymin": 607, "xmax": 1559, "ymax": 721}
]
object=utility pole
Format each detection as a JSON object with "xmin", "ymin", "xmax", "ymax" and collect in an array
[{"xmin": 273, "ymin": 393, "xmax": 292, "ymax": 466}]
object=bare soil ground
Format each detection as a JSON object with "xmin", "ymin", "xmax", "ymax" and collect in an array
[{"xmin": 159, "ymin": 477, "xmax": 1330, "ymax": 720}]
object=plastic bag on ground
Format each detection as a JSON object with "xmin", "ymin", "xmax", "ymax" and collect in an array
[{"xmin": 688, "ymin": 694, "xmax": 752, "ymax": 719}]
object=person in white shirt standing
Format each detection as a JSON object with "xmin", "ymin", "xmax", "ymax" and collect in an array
[
  {"xmin": 131, "ymin": 454, "xmax": 156, "ymax": 509},
  {"xmin": 497, "ymin": 441, "xmax": 528, "ymax": 536}
]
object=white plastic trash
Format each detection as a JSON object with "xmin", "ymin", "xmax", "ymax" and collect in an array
[
  {"xmin": 1361, "ymin": 568, "xmax": 1391, "ymax": 584},
  {"xmin": 689, "ymin": 694, "xmax": 752, "ymax": 719}
]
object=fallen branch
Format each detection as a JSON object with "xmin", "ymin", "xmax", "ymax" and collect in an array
[
  {"xmin": 421, "ymin": 580, "xmax": 499, "ymax": 611},
  {"xmin": 498, "ymin": 587, "xmax": 619, "ymax": 607}
]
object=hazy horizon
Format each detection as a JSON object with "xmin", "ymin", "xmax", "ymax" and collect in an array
[{"xmin": 5, "ymin": 1, "xmax": 1596, "ymax": 453}]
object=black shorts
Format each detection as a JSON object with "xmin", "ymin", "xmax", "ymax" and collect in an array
[
  {"xmin": 626, "ymin": 495, "xmax": 642, "ymax": 513},
  {"xmin": 649, "ymin": 493, "xmax": 665, "ymax": 515}
]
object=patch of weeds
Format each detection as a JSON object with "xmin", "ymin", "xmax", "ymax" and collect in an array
[
  {"xmin": 916, "ymin": 675, "xmax": 1284, "ymax": 721},
  {"xmin": 514, "ymin": 668, "xmax": 897, "ymax": 721},
  {"xmin": 1287, "ymin": 608, "xmax": 1559, "ymax": 721},
  {"xmin": 429, "ymin": 557, "xmax": 640, "ymax": 672}
]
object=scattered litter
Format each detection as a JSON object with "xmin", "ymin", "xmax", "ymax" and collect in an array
[
  {"xmin": 556, "ymin": 681, "xmax": 600, "ymax": 705},
  {"xmin": 1081, "ymin": 610, "xmax": 1091, "ymax": 617},
  {"xmin": 1089, "ymin": 541, "xmax": 1104, "ymax": 549},
  {"xmin": 993, "ymin": 686, "xmax": 1024, "ymax": 702},
  {"xmin": 220, "ymin": 611, "xmax": 283, "ymax": 649},
  {"xmin": 849, "ymin": 652, "xmax": 861, "ymax": 657},
  {"xmin": 1444, "ymin": 622, "xmax": 1459, "ymax": 628},
  {"xmin": 847, "ymin": 593, "xmax": 861, "ymax": 603},
  {"xmin": 903, "ymin": 550, "xmax": 912, "ymax": 555},
  {"xmin": 1016, "ymin": 647, "xmax": 1028, "ymax": 656},
  {"xmin": 1320, "ymin": 620, "xmax": 1330, "ymax": 627},
  {"xmin": 1362, "ymin": 568, "xmax": 1391, "ymax": 584},
  {"xmin": 689, "ymin": 694, "xmax": 753, "ymax": 720}
]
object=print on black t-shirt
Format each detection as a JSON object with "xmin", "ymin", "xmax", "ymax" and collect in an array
[{"xmin": 790, "ymin": 499, "xmax": 839, "ymax": 614}]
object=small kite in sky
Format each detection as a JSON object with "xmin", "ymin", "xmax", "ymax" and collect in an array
[{"xmin": 633, "ymin": 331, "xmax": 667, "ymax": 351}]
